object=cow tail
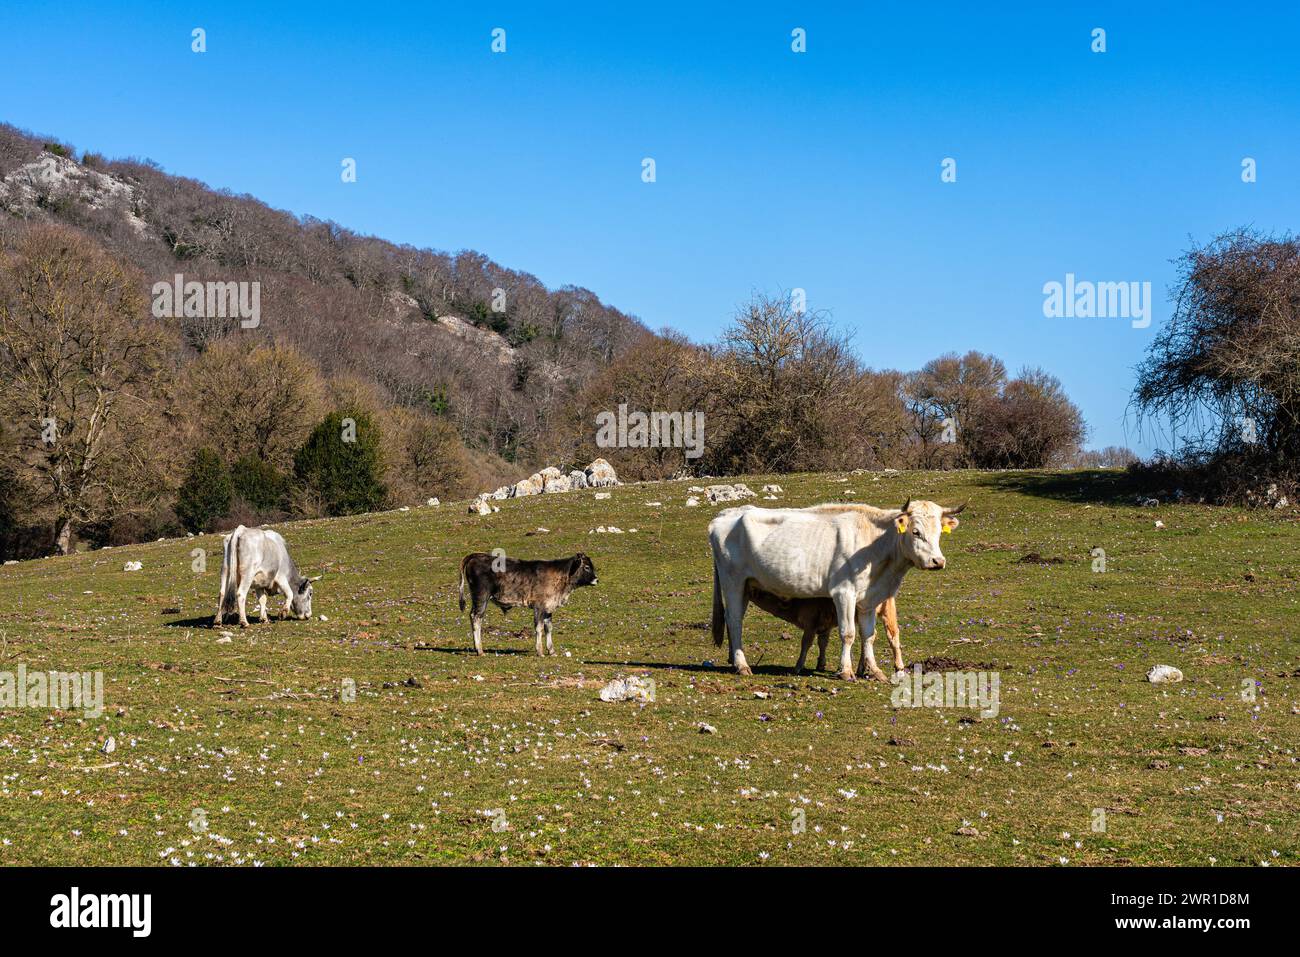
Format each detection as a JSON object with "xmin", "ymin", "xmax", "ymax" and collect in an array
[
  {"xmin": 214, "ymin": 536, "xmax": 228, "ymax": 625},
  {"xmin": 458, "ymin": 555, "xmax": 469, "ymax": 612},
  {"xmin": 711, "ymin": 563, "xmax": 725, "ymax": 647},
  {"xmin": 227, "ymin": 527, "xmax": 245, "ymax": 616},
  {"xmin": 216, "ymin": 528, "xmax": 238, "ymax": 624}
]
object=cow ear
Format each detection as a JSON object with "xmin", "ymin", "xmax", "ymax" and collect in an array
[
  {"xmin": 895, "ymin": 514, "xmax": 909, "ymax": 534},
  {"xmin": 942, "ymin": 515, "xmax": 960, "ymax": 532}
]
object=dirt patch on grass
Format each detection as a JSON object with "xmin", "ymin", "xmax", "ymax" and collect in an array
[
  {"xmin": 1017, "ymin": 552, "xmax": 1065, "ymax": 565},
  {"xmin": 917, "ymin": 656, "xmax": 1000, "ymax": 672}
]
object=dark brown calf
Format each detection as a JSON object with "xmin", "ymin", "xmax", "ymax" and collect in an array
[
  {"xmin": 458, "ymin": 552, "xmax": 598, "ymax": 656},
  {"xmin": 745, "ymin": 586, "xmax": 902, "ymax": 678}
]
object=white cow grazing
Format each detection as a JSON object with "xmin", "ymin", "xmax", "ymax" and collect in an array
[
  {"xmin": 214, "ymin": 526, "xmax": 320, "ymax": 628},
  {"xmin": 709, "ymin": 500, "xmax": 963, "ymax": 681}
]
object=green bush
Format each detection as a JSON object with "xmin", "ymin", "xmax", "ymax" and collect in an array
[
  {"xmin": 507, "ymin": 322, "xmax": 538, "ymax": 346},
  {"xmin": 174, "ymin": 448, "xmax": 232, "ymax": 533},
  {"xmin": 420, "ymin": 386, "xmax": 450, "ymax": 417},
  {"xmin": 293, "ymin": 411, "xmax": 387, "ymax": 516},
  {"xmin": 230, "ymin": 455, "xmax": 288, "ymax": 511}
]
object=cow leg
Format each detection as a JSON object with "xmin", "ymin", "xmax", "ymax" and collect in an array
[
  {"xmin": 816, "ymin": 630, "xmax": 830, "ymax": 672},
  {"xmin": 533, "ymin": 607, "xmax": 546, "ymax": 656},
  {"xmin": 470, "ymin": 596, "xmax": 486, "ymax": 655},
  {"xmin": 881, "ymin": 599, "xmax": 904, "ymax": 673},
  {"xmin": 795, "ymin": 626, "xmax": 816, "ymax": 675},
  {"xmin": 236, "ymin": 577, "xmax": 252, "ymax": 629},
  {"xmin": 282, "ymin": 575, "xmax": 301, "ymax": 620},
  {"xmin": 832, "ymin": 591, "xmax": 857, "ymax": 681},
  {"xmin": 544, "ymin": 615, "xmax": 555, "ymax": 656},
  {"xmin": 256, "ymin": 592, "xmax": 269, "ymax": 623},
  {"xmin": 723, "ymin": 582, "xmax": 751, "ymax": 676},
  {"xmin": 855, "ymin": 606, "xmax": 888, "ymax": 682}
]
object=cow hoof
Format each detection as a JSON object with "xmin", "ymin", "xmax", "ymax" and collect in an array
[
  {"xmin": 839, "ymin": 671, "xmax": 856, "ymax": 682},
  {"xmin": 736, "ymin": 665, "xmax": 753, "ymax": 677},
  {"xmin": 870, "ymin": 669, "xmax": 890, "ymax": 682}
]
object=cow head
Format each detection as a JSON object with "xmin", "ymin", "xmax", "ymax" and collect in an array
[
  {"xmin": 894, "ymin": 500, "xmax": 964, "ymax": 570},
  {"xmin": 291, "ymin": 574, "xmax": 322, "ymax": 619},
  {"xmin": 568, "ymin": 553, "xmax": 598, "ymax": 588}
]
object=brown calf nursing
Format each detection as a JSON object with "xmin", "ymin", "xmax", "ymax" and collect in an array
[
  {"xmin": 458, "ymin": 552, "xmax": 599, "ymax": 656},
  {"xmin": 745, "ymin": 586, "xmax": 903, "ymax": 677}
]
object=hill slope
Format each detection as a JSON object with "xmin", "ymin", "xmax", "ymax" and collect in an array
[{"xmin": 0, "ymin": 122, "xmax": 647, "ymax": 464}]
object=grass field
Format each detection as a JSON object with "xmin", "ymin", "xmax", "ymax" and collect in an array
[{"xmin": 0, "ymin": 470, "xmax": 1297, "ymax": 866}]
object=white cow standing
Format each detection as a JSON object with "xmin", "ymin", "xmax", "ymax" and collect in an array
[
  {"xmin": 214, "ymin": 525, "xmax": 320, "ymax": 628},
  {"xmin": 709, "ymin": 500, "xmax": 963, "ymax": 681}
]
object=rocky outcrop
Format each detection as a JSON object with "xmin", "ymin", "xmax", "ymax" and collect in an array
[
  {"xmin": 0, "ymin": 151, "xmax": 149, "ymax": 235},
  {"xmin": 543, "ymin": 475, "xmax": 572, "ymax": 494},
  {"xmin": 705, "ymin": 483, "xmax": 757, "ymax": 504},
  {"xmin": 586, "ymin": 458, "xmax": 620, "ymax": 488},
  {"xmin": 512, "ymin": 475, "xmax": 544, "ymax": 497},
  {"xmin": 468, "ymin": 459, "xmax": 620, "ymax": 513}
]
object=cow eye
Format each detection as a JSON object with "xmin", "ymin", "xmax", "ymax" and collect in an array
[{"xmin": 913, "ymin": 529, "xmax": 922, "ymax": 537}]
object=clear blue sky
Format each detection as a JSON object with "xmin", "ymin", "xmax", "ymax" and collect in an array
[{"xmin": 3, "ymin": 1, "xmax": 1297, "ymax": 453}]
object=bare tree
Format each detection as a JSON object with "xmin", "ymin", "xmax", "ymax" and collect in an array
[
  {"xmin": 1134, "ymin": 229, "xmax": 1300, "ymax": 470},
  {"xmin": 902, "ymin": 351, "xmax": 1006, "ymax": 467},
  {"xmin": 965, "ymin": 368, "xmax": 1086, "ymax": 468},
  {"xmin": 181, "ymin": 337, "xmax": 326, "ymax": 470},
  {"xmin": 0, "ymin": 224, "xmax": 172, "ymax": 553},
  {"xmin": 708, "ymin": 292, "xmax": 878, "ymax": 474},
  {"xmin": 561, "ymin": 329, "xmax": 718, "ymax": 479}
]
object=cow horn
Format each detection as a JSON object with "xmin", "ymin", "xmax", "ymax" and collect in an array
[
  {"xmin": 942, "ymin": 503, "xmax": 967, "ymax": 516},
  {"xmin": 308, "ymin": 574, "xmax": 323, "ymax": 583},
  {"xmin": 900, "ymin": 499, "xmax": 912, "ymax": 513}
]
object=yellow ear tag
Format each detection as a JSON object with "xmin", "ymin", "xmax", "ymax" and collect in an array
[
  {"xmin": 942, "ymin": 524, "xmax": 952, "ymax": 534},
  {"xmin": 895, "ymin": 517, "xmax": 907, "ymax": 533}
]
